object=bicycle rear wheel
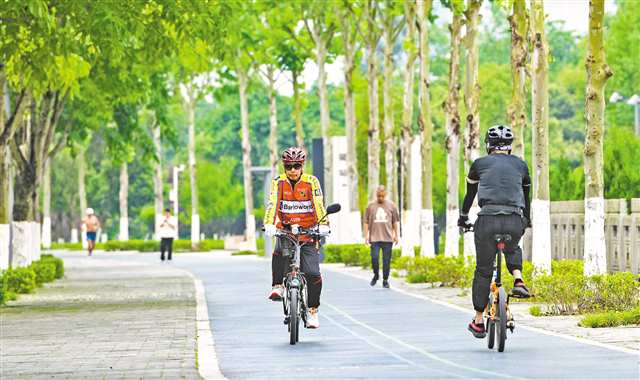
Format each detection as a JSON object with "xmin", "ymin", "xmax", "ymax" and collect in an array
[
  {"xmin": 289, "ymin": 289, "xmax": 299, "ymax": 345},
  {"xmin": 487, "ymin": 294, "xmax": 495, "ymax": 349},
  {"xmin": 497, "ymin": 287, "xmax": 508, "ymax": 352}
]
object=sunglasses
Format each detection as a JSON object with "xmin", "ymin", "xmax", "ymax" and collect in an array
[{"xmin": 284, "ymin": 163, "xmax": 302, "ymax": 170}]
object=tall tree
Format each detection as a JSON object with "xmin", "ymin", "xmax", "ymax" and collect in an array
[
  {"xmin": 400, "ymin": 0, "xmax": 418, "ymax": 258},
  {"xmin": 366, "ymin": 0, "xmax": 383, "ymax": 200},
  {"xmin": 41, "ymin": 157, "xmax": 52, "ymax": 248},
  {"xmin": 443, "ymin": 1, "xmax": 463, "ymax": 257},
  {"xmin": 417, "ymin": 0, "xmax": 435, "ymax": 257},
  {"xmin": 382, "ymin": 1, "xmax": 404, "ymax": 205},
  {"xmin": 530, "ymin": 0, "xmax": 551, "ymax": 273},
  {"xmin": 584, "ymin": 0, "xmax": 613, "ymax": 276},
  {"xmin": 462, "ymin": 0, "xmax": 482, "ymax": 257},
  {"xmin": 507, "ymin": 0, "xmax": 529, "ymax": 158},
  {"xmin": 180, "ymin": 80, "xmax": 201, "ymax": 246},
  {"xmin": 118, "ymin": 162, "xmax": 129, "ymax": 241},
  {"xmin": 337, "ymin": 1, "xmax": 364, "ymax": 215}
]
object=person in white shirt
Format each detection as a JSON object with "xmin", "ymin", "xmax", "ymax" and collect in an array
[{"xmin": 158, "ymin": 208, "xmax": 177, "ymax": 261}]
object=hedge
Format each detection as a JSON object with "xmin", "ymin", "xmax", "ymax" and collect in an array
[
  {"xmin": 52, "ymin": 239, "xmax": 225, "ymax": 252},
  {"xmin": 1, "ymin": 255, "xmax": 66, "ymax": 305}
]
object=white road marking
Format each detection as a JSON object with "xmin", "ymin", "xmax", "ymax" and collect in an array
[{"xmin": 324, "ymin": 302, "xmax": 523, "ymax": 380}]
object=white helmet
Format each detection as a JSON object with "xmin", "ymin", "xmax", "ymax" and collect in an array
[{"xmin": 86, "ymin": 208, "xmax": 94, "ymax": 215}]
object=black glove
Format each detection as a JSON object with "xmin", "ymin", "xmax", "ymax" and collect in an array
[
  {"xmin": 523, "ymin": 216, "xmax": 532, "ymax": 229},
  {"xmin": 457, "ymin": 214, "xmax": 470, "ymax": 228}
]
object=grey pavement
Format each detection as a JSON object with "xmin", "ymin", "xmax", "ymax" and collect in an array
[
  {"xmin": 100, "ymin": 251, "xmax": 638, "ymax": 380},
  {"xmin": 327, "ymin": 263, "xmax": 640, "ymax": 352},
  {"xmin": 1, "ymin": 252, "xmax": 200, "ymax": 379}
]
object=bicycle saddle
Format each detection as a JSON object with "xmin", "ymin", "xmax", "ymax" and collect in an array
[{"xmin": 494, "ymin": 234, "xmax": 512, "ymax": 242}]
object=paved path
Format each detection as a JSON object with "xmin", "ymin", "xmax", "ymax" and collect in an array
[
  {"xmin": 1, "ymin": 253, "xmax": 199, "ymax": 379},
  {"xmin": 100, "ymin": 251, "xmax": 638, "ymax": 380}
]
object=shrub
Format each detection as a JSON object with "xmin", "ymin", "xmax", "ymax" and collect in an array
[
  {"xmin": 533, "ymin": 272, "xmax": 585, "ymax": 314},
  {"xmin": 232, "ymin": 250, "xmax": 257, "ymax": 256},
  {"xmin": 581, "ymin": 272, "xmax": 640, "ymax": 313},
  {"xmin": 5, "ymin": 267, "xmax": 37, "ymax": 294},
  {"xmin": 31, "ymin": 260, "xmax": 56, "ymax": 285},
  {"xmin": 41, "ymin": 254, "xmax": 64, "ymax": 279},
  {"xmin": 579, "ymin": 307, "xmax": 640, "ymax": 328},
  {"xmin": 51, "ymin": 242, "xmax": 83, "ymax": 251},
  {"xmin": 529, "ymin": 305, "xmax": 543, "ymax": 316}
]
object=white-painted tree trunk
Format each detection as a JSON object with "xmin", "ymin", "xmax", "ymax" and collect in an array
[
  {"xmin": 584, "ymin": 197, "xmax": 606, "ymax": 275},
  {"xmin": 531, "ymin": 199, "xmax": 551, "ymax": 272},
  {"xmin": 420, "ymin": 209, "xmax": 435, "ymax": 258},
  {"xmin": 119, "ymin": 163, "xmax": 129, "ymax": 241},
  {"xmin": 71, "ymin": 228, "xmax": 78, "ymax": 243},
  {"xmin": 186, "ymin": 90, "xmax": 199, "ymax": 248},
  {"xmin": 30, "ymin": 221, "xmax": 41, "ymax": 261},
  {"xmin": 42, "ymin": 157, "xmax": 52, "ymax": 249},
  {"xmin": 267, "ymin": 67, "xmax": 279, "ymax": 177},
  {"xmin": 10, "ymin": 221, "xmax": 31, "ymax": 268},
  {"xmin": 0, "ymin": 224, "xmax": 9, "ymax": 269}
]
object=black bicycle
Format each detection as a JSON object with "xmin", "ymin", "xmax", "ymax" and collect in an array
[
  {"xmin": 461, "ymin": 224, "xmax": 528, "ymax": 352},
  {"xmin": 274, "ymin": 203, "xmax": 341, "ymax": 345}
]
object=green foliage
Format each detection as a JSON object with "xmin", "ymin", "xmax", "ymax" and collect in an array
[
  {"xmin": 5, "ymin": 267, "xmax": 37, "ymax": 294},
  {"xmin": 393, "ymin": 255, "xmax": 474, "ymax": 287},
  {"xmin": 100, "ymin": 239, "xmax": 224, "ymax": 252},
  {"xmin": 324, "ymin": 244, "xmax": 402, "ymax": 268},
  {"xmin": 579, "ymin": 307, "xmax": 640, "ymax": 328},
  {"xmin": 51, "ymin": 242, "xmax": 83, "ymax": 251},
  {"xmin": 529, "ymin": 305, "xmax": 543, "ymax": 317},
  {"xmin": 41, "ymin": 255, "xmax": 65, "ymax": 279},
  {"xmin": 31, "ymin": 261, "xmax": 57, "ymax": 285},
  {"xmin": 232, "ymin": 250, "xmax": 258, "ymax": 256}
]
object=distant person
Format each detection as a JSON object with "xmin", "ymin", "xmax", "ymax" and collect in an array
[
  {"xmin": 159, "ymin": 208, "xmax": 177, "ymax": 261},
  {"xmin": 364, "ymin": 186, "xmax": 399, "ymax": 288},
  {"xmin": 82, "ymin": 208, "xmax": 100, "ymax": 256}
]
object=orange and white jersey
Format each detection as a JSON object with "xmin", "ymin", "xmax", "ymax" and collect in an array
[{"xmin": 263, "ymin": 173, "xmax": 328, "ymax": 229}]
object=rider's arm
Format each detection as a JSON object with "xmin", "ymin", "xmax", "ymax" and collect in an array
[
  {"xmin": 311, "ymin": 176, "xmax": 328, "ymax": 225},
  {"xmin": 264, "ymin": 178, "xmax": 279, "ymax": 225},
  {"xmin": 461, "ymin": 161, "xmax": 480, "ymax": 215}
]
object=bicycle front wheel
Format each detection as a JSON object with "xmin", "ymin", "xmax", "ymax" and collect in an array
[
  {"xmin": 497, "ymin": 287, "xmax": 508, "ymax": 352},
  {"xmin": 289, "ymin": 289, "xmax": 299, "ymax": 345}
]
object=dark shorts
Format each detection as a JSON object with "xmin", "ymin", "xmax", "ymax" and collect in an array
[{"xmin": 86, "ymin": 231, "xmax": 97, "ymax": 241}]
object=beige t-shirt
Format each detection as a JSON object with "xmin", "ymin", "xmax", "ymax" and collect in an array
[{"xmin": 364, "ymin": 200, "xmax": 399, "ymax": 242}]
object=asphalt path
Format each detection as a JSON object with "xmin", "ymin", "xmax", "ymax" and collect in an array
[{"xmin": 93, "ymin": 252, "xmax": 639, "ymax": 380}]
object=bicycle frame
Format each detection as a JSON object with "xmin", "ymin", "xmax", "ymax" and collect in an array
[{"xmin": 486, "ymin": 236, "xmax": 514, "ymax": 330}]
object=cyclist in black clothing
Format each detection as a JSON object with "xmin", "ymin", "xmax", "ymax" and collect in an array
[{"xmin": 458, "ymin": 125, "xmax": 532, "ymax": 338}]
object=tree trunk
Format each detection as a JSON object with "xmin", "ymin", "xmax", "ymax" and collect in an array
[
  {"xmin": 584, "ymin": 0, "xmax": 612, "ymax": 276},
  {"xmin": 42, "ymin": 156, "xmax": 52, "ymax": 248},
  {"xmin": 444, "ymin": 12, "xmax": 462, "ymax": 258},
  {"xmin": 267, "ymin": 66, "xmax": 279, "ymax": 177},
  {"xmin": 119, "ymin": 162, "xmax": 129, "ymax": 241},
  {"xmin": 418, "ymin": 0, "xmax": 435, "ymax": 258},
  {"xmin": 186, "ymin": 90, "xmax": 199, "ymax": 246},
  {"xmin": 530, "ymin": 0, "xmax": 551, "ymax": 273},
  {"xmin": 238, "ymin": 67, "xmax": 257, "ymax": 250},
  {"xmin": 383, "ymin": 11, "xmax": 397, "ymax": 206},
  {"xmin": 315, "ymin": 31, "xmax": 333, "ymax": 203},
  {"xmin": 400, "ymin": 0, "xmax": 418, "ymax": 258},
  {"xmin": 338, "ymin": 6, "xmax": 361, "ymax": 219},
  {"xmin": 463, "ymin": 0, "xmax": 482, "ymax": 258},
  {"xmin": 292, "ymin": 70, "xmax": 305, "ymax": 148},
  {"xmin": 507, "ymin": 0, "xmax": 529, "ymax": 159},
  {"xmin": 0, "ymin": 147, "xmax": 10, "ymax": 224},
  {"xmin": 366, "ymin": 0, "xmax": 380, "ymax": 201},
  {"xmin": 12, "ymin": 166, "xmax": 37, "ymax": 222},
  {"xmin": 152, "ymin": 122, "xmax": 164, "ymax": 240}
]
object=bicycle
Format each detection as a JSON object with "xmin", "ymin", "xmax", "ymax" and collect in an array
[
  {"xmin": 461, "ymin": 224, "xmax": 529, "ymax": 353},
  {"xmin": 273, "ymin": 203, "xmax": 341, "ymax": 345}
]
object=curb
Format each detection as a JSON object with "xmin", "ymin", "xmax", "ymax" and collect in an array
[
  {"xmin": 177, "ymin": 269, "xmax": 228, "ymax": 380},
  {"xmin": 322, "ymin": 264, "xmax": 640, "ymax": 356}
]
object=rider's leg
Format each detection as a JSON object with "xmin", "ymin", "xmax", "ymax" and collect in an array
[
  {"xmin": 381, "ymin": 242, "xmax": 393, "ymax": 280},
  {"xmin": 271, "ymin": 238, "xmax": 286, "ymax": 286},
  {"xmin": 370, "ymin": 242, "xmax": 381, "ymax": 279},
  {"xmin": 472, "ymin": 215, "xmax": 499, "ymax": 322},
  {"xmin": 301, "ymin": 244, "xmax": 322, "ymax": 308}
]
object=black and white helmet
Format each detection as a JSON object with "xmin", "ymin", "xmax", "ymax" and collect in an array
[{"xmin": 485, "ymin": 125, "xmax": 514, "ymax": 153}]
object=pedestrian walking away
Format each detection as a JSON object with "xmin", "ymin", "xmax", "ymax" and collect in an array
[
  {"xmin": 159, "ymin": 208, "xmax": 177, "ymax": 261},
  {"xmin": 364, "ymin": 186, "xmax": 400, "ymax": 289},
  {"xmin": 82, "ymin": 208, "xmax": 100, "ymax": 256}
]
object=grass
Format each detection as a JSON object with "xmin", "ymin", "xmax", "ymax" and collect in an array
[
  {"xmin": 578, "ymin": 307, "xmax": 640, "ymax": 328},
  {"xmin": 231, "ymin": 250, "xmax": 258, "ymax": 256},
  {"xmin": 529, "ymin": 305, "xmax": 543, "ymax": 316}
]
